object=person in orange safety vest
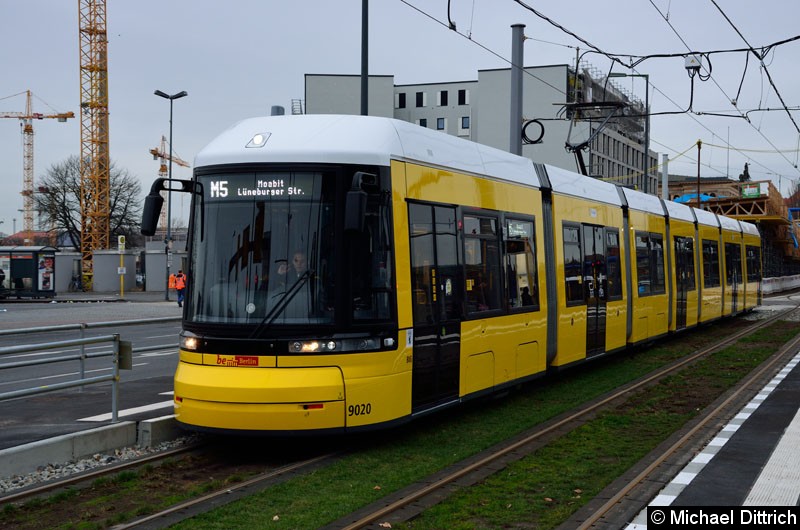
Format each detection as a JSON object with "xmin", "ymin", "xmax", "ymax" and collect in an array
[{"xmin": 174, "ymin": 270, "xmax": 187, "ymax": 307}]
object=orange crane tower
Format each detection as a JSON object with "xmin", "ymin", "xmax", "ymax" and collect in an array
[
  {"xmin": 150, "ymin": 135, "xmax": 190, "ymax": 231},
  {"xmin": 78, "ymin": 0, "xmax": 110, "ymax": 289},
  {"xmin": 0, "ymin": 90, "xmax": 74, "ymax": 242}
]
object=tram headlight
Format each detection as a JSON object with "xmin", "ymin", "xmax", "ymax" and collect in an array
[
  {"xmin": 246, "ymin": 131, "xmax": 271, "ymax": 148},
  {"xmin": 290, "ymin": 340, "xmax": 335, "ymax": 353},
  {"xmin": 180, "ymin": 333, "xmax": 200, "ymax": 351},
  {"xmin": 287, "ymin": 337, "xmax": 382, "ymax": 353}
]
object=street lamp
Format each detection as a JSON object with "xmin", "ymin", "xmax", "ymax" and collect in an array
[
  {"xmin": 609, "ymin": 73, "xmax": 650, "ymax": 194},
  {"xmin": 154, "ymin": 89, "xmax": 188, "ymax": 301}
]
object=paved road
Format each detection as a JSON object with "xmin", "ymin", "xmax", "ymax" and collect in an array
[
  {"xmin": 0, "ymin": 291, "xmax": 183, "ymax": 449},
  {"xmin": 0, "ymin": 291, "xmax": 182, "ymax": 330}
]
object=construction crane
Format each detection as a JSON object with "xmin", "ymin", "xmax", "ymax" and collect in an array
[
  {"xmin": 78, "ymin": 0, "xmax": 110, "ymax": 290},
  {"xmin": 150, "ymin": 135, "xmax": 190, "ymax": 231},
  {"xmin": 0, "ymin": 90, "xmax": 74, "ymax": 243}
]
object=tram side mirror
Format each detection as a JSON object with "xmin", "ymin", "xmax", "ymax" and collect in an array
[
  {"xmin": 345, "ymin": 189, "xmax": 367, "ymax": 233},
  {"xmin": 141, "ymin": 177, "xmax": 200, "ymax": 237},
  {"xmin": 345, "ymin": 172, "xmax": 376, "ymax": 233},
  {"xmin": 141, "ymin": 190, "xmax": 164, "ymax": 236}
]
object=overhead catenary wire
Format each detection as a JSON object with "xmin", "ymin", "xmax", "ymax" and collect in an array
[
  {"xmin": 709, "ymin": 0, "xmax": 800, "ymax": 135},
  {"xmin": 646, "ymin": 0, "xmax": 800, "ymax": 175},
  {"xmin": 399, "ymin": 1, "xmax": 798, "ymax": 180}
]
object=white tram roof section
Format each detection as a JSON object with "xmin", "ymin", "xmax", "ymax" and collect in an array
[
  {"xmin": 662, "ymin": 199, "xmax": 695, "ymax": 223},
  {"xmin": 621, "ymin": 187, "xmax": 665, "ymax": 216},
  {"xmin": 693, "ymin": 207, "xmax": 721, "ymax": 229},
  {"xmin": 717, "ymin": 213, "xmax": 742, "ymax": 233},
  {"xmin": 194, "ymin": 114, "xmax": 538, "ymax": 187},
  {"xmin": 543, "ymin": 164, "xmax": 622, "ymax": 206},
  {"xmin": 740, "ymin": 220, "xmax": 760, "ymax": 236}
]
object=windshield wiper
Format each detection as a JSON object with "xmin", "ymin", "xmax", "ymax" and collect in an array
[{"xmin": 248, "ymin": 269, "xmax": 314, "ymax": 339}]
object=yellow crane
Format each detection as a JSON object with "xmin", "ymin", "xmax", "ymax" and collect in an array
[
  {"xmin": 150, "ymin": 135, "xmax": 190, "ymax": 232},
  {"xmin": 1, "ymin": 90, "xmax": 74, "ymax": 243},
  {"xmin": 78, "ymin": 0, "xmax": 109, "ymax": 289}
]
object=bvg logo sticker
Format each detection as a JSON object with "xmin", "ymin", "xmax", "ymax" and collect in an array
[{"xmin": 215, "ymin": 355, "xmax": 259, "ymax": 367}]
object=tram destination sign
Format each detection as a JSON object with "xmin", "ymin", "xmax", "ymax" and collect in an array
[{"xmin": 207, "ymin": 174, "xmax": 312, "ymax": 200}]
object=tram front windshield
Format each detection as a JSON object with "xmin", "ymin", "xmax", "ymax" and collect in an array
[{"xmin": 186, "ymin": 169, "xmax": 392, "ymax": 330}]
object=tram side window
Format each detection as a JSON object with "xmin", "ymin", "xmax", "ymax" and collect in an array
[
  {"xmin": 702, "ymin": 240, "xmax": 721, "ymax": 288},
  {"xmin": 409, "ymin": 203, "xmax": 436, "ymax": 325},
  {"xmin": 505, "ymin": 218, "xmax": 538, "ymax": 310},
  {"xmin": 635, "ymin": 231, "xmax": 665, "ymax": 295},
  {"xmin": 464, "ymin": 214, "xmax": 502, "ymax": 314},
  {"xmin": 563, "ymin": 224, "xmax": 583, "ymax": 305},
  {"xmin": 674, "ymin": 236, "xmax": 696, "ymax": 291},
  {"xmin": 650, "ymin": 234, "xmax": 665, "ymax": 294},
  {"xmin": 724, "ymin": 243, "xmax": 742, "ymax": 286},
  {"xmin": 605, "ymin": 228, "xmax": 623, "ymax": 300},
  {"xmin": 746, "ymin": 245, "xmax": 761, "ymax": 282},
  {"xmin": 635, "ymin": 232, "xmax": 652, "ymax": 295}
]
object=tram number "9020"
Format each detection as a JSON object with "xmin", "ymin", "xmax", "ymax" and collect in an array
[{"xmin": 347, "ymin": 403, "xmax": 372, "ymax": 417}]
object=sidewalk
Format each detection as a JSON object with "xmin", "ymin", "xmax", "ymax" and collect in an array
[{"xmin": 1, "ymin": 289, "xmax": 172, "ymax": 304}]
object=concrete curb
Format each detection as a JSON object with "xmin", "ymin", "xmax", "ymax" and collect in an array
[{"xmin": 0, "ymin": 416, "xmax": 179, "ymax": 478}]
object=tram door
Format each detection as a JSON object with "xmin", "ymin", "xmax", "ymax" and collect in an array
[
  {"xmin": 583, "ymin": 225, "xmax": 607, "ymax": 356},
  {"xmin": 408, "ymin": 203, "xmax": 461, "ymax": 412},
  {"xmin": 674, "ymin": 237, "xmax": 693, "ymax": 330},
  {"xmin": 725, "ymin": 243, "xmax": 741, "ymax": 313}
]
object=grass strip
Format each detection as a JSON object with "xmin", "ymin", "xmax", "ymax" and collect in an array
[
  {"xmin": 171, "ymin": 320, "xmax": 795, "ymax": 529},
  {"xmin": 396, "ymin": 321, "xmax": 798, "ymax": 529},
  {"xmin": 2, "ymin": 319, "xmax": 793, "ymax": 529}
]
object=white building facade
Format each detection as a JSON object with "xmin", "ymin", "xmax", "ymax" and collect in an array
[{"xmin": 305, "ymin": 64, "xmax": 658, "ymax": 194}]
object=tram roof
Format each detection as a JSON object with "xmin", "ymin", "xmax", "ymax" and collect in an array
[
  {"xmin": 543, "ymin": 164, "xmax": 623, "ymax": 206},
  {"xmin": 693, "ymin": 208, "xmax": 720, "ymax": 229},
  {"xmin": 662, "ymin": 199, "xmax": 695, "ymax": 223},
  {"xmin": 740, "ymin": 220, "xmax": 760, "ymax": 236},
  {"xmin": 718, "ymin": 213, "xmax": 742, "ymax": 233},
  {"xmin": 194, "ymin": 114, "xmax": 538, "ymax": 187},
  {"xmin": 621, "ymin": 187, "xmax": 665, "ymax": 216}
]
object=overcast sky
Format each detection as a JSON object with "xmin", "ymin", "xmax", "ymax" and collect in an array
[{"xmin": 2, "ymin": 0, "xmax": 799, "ymax": 235}]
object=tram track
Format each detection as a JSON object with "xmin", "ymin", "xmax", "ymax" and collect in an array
[
  {"xmin": 1, "ymin": 303, "xmax": 797, "ymax": 529},
  {"xmin": 113, "ymin": 453, "xmax": 336, "ymax": 529},
  {"xmin": 325, "ymin": 303, "xmax": 800, "ymax": 529},
  {"xmin": 0, "ymin": 444, "xmax": 202, "ymax": 506}
]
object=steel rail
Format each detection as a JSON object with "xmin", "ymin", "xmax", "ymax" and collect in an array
[
  {"xmin": 114, "ymin": 453, "xmax": 335, "ymax": 529},
  {"xmin": 576, "ymin": 309, "xmax": 800, "ymax": 529},
  {"xmin": 339, "ymin": 306, "xmax": 800, "ymax": 529},
  {"xmin": 0, "ymin": 444, "xmax": 199, "ymax": 505}
]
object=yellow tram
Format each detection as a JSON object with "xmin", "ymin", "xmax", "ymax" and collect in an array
[{"xmin": 141, "ymin": 115, "xmax": 761, "ymax": 434}]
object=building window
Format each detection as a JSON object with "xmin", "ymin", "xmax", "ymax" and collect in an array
[
  {"xmin": 415, "ymin": 91, "xmax": 425, "ymax": 107},
  {"xmin": 396, "ymin": 92, "xmax": 406, "ymax": 109},
  {"xmin": 418, "ymin": 118, "xmax": 427, "ymax": 128},
  {"xmin": 437, "ymin": 117, "xmax": 446, "ymax": 130},
  {"xmin": 438, "ymin": 90, "xmax": 448, "ymax": 106},
  {"xmin": 458, "ymin": 89, "xmax": 469, "ymax": 105},
  {"xmin": 461, "ymin": 116, "xmax": 470, "ymax": 129}
]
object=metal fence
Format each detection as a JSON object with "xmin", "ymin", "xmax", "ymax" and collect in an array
[{"xmin": 0, "ymin": 316, "xmax": 180, "ymax": 421}]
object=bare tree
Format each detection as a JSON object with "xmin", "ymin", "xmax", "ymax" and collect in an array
[{"xmin": 34, "ymin": 156, "xmax": 143, "ymax": 250}]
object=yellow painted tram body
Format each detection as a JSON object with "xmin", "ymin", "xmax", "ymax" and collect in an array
[{"xmin": 143, "ymin": 115, "xmax": 761, "ymax": 435}]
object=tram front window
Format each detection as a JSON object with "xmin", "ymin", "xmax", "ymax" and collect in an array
[
  {"xmin": 186, "ymin": 169, "xmax": 393, "ymax": 329},
  {"xmin": 188, "ymin": 171, "xmax": 336, "ymax": 325}
]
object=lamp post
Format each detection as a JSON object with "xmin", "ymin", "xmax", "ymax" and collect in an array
[
  {"xmin": 609, "ymin": 73, "xmax": 650, "ymax": 194},
  {"xmin": 154, "ymin": 89, "xmax": 188, "ymax": 301}
]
